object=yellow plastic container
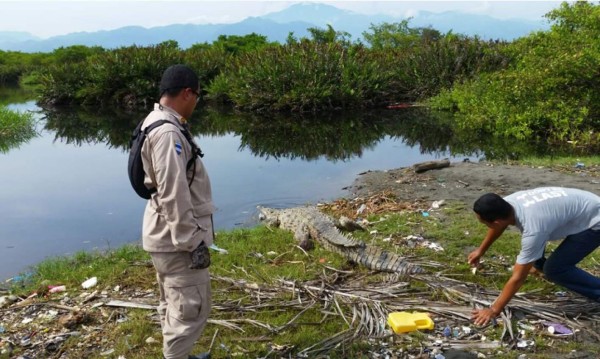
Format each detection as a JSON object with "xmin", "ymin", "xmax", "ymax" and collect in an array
[{"xmin": 387, "ymin": 311, "xmax": 434, "ymax": 334}]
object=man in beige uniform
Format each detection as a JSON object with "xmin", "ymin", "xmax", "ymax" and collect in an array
[{"xmin": 140, "ymin": 65, "xmax": 213, "ymax": 359}]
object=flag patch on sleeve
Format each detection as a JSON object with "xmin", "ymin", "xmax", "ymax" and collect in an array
[{"xmin": 175, "ymin": 142, "xmax": 182, "ymax": 155}]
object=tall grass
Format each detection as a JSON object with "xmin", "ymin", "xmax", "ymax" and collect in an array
[{"xmin": 0, "ymin": 105, "xmax": 37, "ymax": 153}]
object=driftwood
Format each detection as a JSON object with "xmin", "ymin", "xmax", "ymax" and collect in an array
[
  {"xmin": 413, "ymin": 159, "xmax": 450, "ymax": 173},
  {"xmin": 105, "ymin": 300, "xmax": 156, "ymax": 310}
]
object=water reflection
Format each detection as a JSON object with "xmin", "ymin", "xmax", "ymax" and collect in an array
[
  {"xmin": 43, "ymin": 107, "xmax": 145, "ymax": 148},
  {"xmin": 38, "ymin": 105, "xmax": 567, "ymax": 161},
  {"xmin": 1, "ymin": 99, "xmax": 38, "ymax": 153}
]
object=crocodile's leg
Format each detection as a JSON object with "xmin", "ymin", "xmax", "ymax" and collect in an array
[{"xmin": 294, "ymin": 224, "xmax": 314, "ymax": 250}]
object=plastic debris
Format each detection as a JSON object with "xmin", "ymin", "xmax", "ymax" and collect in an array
[
  {"xmin": 387, "ymin": 311, "xmax": 434, "ymax": 334},
  {"xmin": 431, "ymin": 200, "xmax": 445, "ymax": 209},
  {"xmin": 425, "ymin": 241, "xmax": 444, "ymax": 251},
  {"xmin": 443, "ymin": 326, "xmax": 451, "ymax": 337},
  {"xmin": 543, "ymin": 322, "xmax": 573, "ymax": 335},
  {"xmin": 209, "ymin": 243, "xmax": 228, "ymax": 254},
  {"xmin": 575, "ymin": 162, "xmax": 585, "ymax": 169},
  {"xmin": 81, "ymin": 277, "xmax": 98, "ymax": 289},
  {"xmin": 356, "ymin": 204, "xmax": 367, "ymax": 215},
  {"xmin": 422, "ymin": 211, "xmax": 430, "ymax": 217},
  {"xmin": 8, "ymin": 272, "xmax": 33, "ymax": 284},
  {"xmin": 516, "ymin": 340, "xmax": 535, "ymax": 348},
  {"xmin": 49, "ymin": 285, "xmax": 66, "ymax": 293},
  {"xmin": 517, "ymin": 322, "xmax": 535, "ymax": 331}
]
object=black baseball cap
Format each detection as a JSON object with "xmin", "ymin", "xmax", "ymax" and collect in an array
[{"xmin": 159, "ymin": 64, "xmax": 199, "ymax": 96}]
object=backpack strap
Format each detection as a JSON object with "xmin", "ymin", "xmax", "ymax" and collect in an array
[{"xmin": 144, "ymin": 120, "xmax": 204, "ymax": 193}]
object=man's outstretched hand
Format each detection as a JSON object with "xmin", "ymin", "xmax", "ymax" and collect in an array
[{"xmin": 471, "ymin": 307, "xmax": 498, "ymax": 326}]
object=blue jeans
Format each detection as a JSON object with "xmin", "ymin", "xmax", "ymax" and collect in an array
[{"xmin": 534, "ymin": 228, "xmax": 600, "ymax": 300}]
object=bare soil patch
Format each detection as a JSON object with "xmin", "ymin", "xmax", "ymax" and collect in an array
[{"xmin": 348, "ymin": 161, "xmax": 600, "ymax": 206}]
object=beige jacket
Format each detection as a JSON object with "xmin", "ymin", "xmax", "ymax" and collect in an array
[{"xmin": 141, "ymin": 103, "xmax": 214, "ymax": 253}]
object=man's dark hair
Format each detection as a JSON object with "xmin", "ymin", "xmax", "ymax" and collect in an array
[
  {"xmin": 473, "ymin": 193, "xmax": 513, "ymax": 222},
  {"xmin": 159, "ymin": 64, "xmax": 199, "ymax": 97}
]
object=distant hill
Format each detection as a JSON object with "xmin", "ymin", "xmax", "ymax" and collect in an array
[
  {"xmin": 0, "ymin": 31, "xmax": 40, "ymax": 42},
  {"xmin": 0, "ymin": 3, "xmax": 550, "ymax": 52}
]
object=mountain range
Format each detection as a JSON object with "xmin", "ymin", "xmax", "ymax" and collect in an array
[{"xmin": 0, "ymin": 3, "xmax": 550, "ymax": 53}]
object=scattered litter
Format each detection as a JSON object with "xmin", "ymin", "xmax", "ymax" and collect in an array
[
  {"xmin": 209, "ymin": 244, "xmax": 228, "ymax": 254},
  {"xmin": 0, "ymin": 295, "xmax": 18, "ymax": 308},
  {"xmin": 425, "ymin": 241, "xmax": 444, "ymax": 251},
  {"xmin": 7, "ymin": 273, "xmax": 33, "ymax": 284},
  {"xmin": 48, "ymin": 285, "xmax": 66, "ymax": 293},
  {"xmin": 517, "ymin": 322, "xmax": 535, "ymax": 331},
  {"xmin": 369, "ymin": 230, "xmax": 378, "ymax": 235},
  {"xmin": 516, "ymin": 340, "xmax": 535, "ymax": 348},
  {"xmin": 431, "ymin": 200, "xmax": 445, "ymax": 209},
  {"xmin": 81, "ymin": 277, "xmax": 97, "ymax": 289},
  {"xmin": 554, "ymin": 291, "xmax": 567, "ymax": 297},
  {"xmin": 145, "ymin": 337, "xmax": 157, "ymax": 344},
  {"xmin": 356, "ymin": 204, "xmax": 367, "ymax": 215},
  {"xmin": 387, "ymin": 311, "xmax": 434, "ymax": 334},
  {"xmin": 543, "ymin": 322, "xmax": 573, "ymax": 335},
  {"xmin": 100, "ymin": 349, "xmax": 115, "ymax": 356},
  {"xmin": 575, "ymin": 162, "xmax": 585, "ymax": 169},
  {"xmin": 266, "ymin": 251, "xmax": 277, "ymax": 256},
  {"xmin": 382, "ymin": 237, "xmax": 392, "ymax": 242},
  {"xmin": 443, "ymin": 326, "xmax": 451, "ymax": 337},
  {"xmin": 422, "ymin": 211, "xmax": 430, "ymax": 217}
]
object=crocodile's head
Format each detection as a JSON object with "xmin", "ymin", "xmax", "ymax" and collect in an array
[{"xmin": 257, "ymin": 206, "xmax": 281, "ymax": 227}]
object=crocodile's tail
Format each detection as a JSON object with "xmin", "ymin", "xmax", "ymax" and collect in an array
[{"xmin": 342, "ymin": 245, "xmax": 424, "ymax": 275}]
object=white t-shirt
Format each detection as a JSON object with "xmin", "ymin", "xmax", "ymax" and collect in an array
[{"xmin": 504, "ymin": 187, "xmax": 600, "ymax": 264}]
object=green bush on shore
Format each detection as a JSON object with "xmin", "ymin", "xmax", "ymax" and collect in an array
[
  {"xmin": 0, "ymin": 105, "xmax": 36, "ymax": 153},
  {"xmin": 428, "ymin": 1, "xmax": 600, "ymax": 146}
]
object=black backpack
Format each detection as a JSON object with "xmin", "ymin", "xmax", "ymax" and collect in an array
[{"xmin": 128, "ymin": 119, "xmax": 203, "ymax": 199}]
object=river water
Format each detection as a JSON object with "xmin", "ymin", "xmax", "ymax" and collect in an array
[{"xmin": 1, "ymin": 99, "xmax": 472, "ymax": 280}]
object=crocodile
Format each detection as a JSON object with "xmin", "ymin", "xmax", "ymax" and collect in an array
[{"xmin": 257, "ymin": 206, "xmax": 424, "ymax": 276}]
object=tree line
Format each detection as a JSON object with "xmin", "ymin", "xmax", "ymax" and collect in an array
[{"xmin": 1, "ymin": 1, "xmax": 598, "ymax": 148}]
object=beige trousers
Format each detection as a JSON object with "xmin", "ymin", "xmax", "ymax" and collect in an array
[{"xmin": 151, "ymin": 251, "xmax": 211, "ymax": 359}]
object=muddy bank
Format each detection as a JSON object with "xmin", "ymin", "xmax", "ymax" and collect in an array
[{"xmin": 348, "ymin": 161, "xmax": 600, "ymax": 206}]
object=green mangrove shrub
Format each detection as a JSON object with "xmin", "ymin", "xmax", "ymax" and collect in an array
[
  {"xmin": 207, "ymin": 41, "xmax": 395, "ymax": 112},
  {"xmin": 0, "ymin": 105, "xmax": 36, "ymax": 153},
  {"xmin": 429, "ymin": 1, "xmax": 600, "ymax": 146},
  {"xmin": 38, "ymin": 41, "xmax": 184, "ymax": 108},
  {"xmin": 363, "ymin": 23, "xmax": 509, "ymax": 100}
]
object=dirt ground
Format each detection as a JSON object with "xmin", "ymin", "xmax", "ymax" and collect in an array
[{"xmin": 348, "ymin": 161, "xmax": 600, "ymax": 206}]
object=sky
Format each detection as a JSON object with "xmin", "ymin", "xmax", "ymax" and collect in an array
[{"xmin": 0, "ymin": 1, "xmax": 563, "ymax": 39}]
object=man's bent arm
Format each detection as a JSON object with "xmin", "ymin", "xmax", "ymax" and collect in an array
[
  {"xmin": 469, "ymin": 226, "xmax": 507, "ymax": 265},
  {"xmin": 479, "ymin": 226, "xmax": 507, "ymax": 254},
  {"xmin": 472, "ymin": 262, "xmax": 532, "ymax": 325}
]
